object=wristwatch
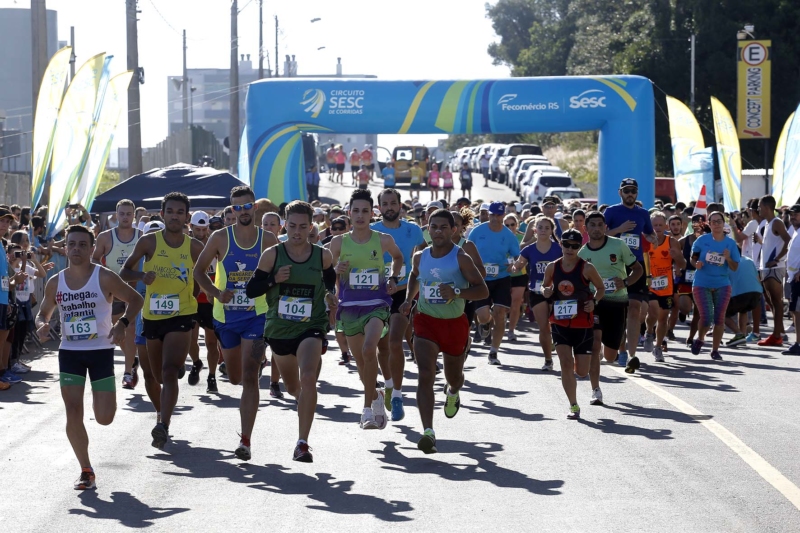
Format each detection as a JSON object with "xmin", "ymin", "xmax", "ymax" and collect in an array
[
  {"xmin": 454, "ymin": 288, "xmax": 462, "ymax": 297},
  {"xmin": 623, "ymin": 279, "xmax": 629, "ymax": 287},
  {"xmin": 118, "ymin": 316, "xmax": 130, "ymax": 327},
  {"xmin": 389, "ymin": 276, "xmax": 399, "ymax": 284}
]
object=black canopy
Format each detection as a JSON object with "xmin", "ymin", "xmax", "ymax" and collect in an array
[{"xmin": 92, "ymin": 163, "xmax": 245, "ymax": 212}]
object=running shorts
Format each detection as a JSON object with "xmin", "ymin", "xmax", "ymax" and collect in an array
[
  {"xmin": 195, "ymin": 302, "xmax": 215, "ymax": 330},
  {"xmin": 475, "ymin": 277, "xmax": 512, "ymax": 310},
  {"xmin": 651, "ymin": 294, "xmax": 674, "ymax": 310},
  {"xmin": 339, "ymin": 306, "xmax": 390, "ymax": 338},
  {"xmin": 58, "ymin": 348, "xmax": 115, "ymax": 391},
  {"xmin": 390, "ymin": 289, "xmax": 408, "ymax": 315},
  {"xmin": 627, "ymin": 260, "xmax": 650, "ymax": 301},
  {"xmin": 358, "ymin": 184, "xmax": 368, "ymax": 190},
  {"xmin": 143, "ymin": 315, "xmax": 195, "ymax": 341},
  {"xmin": 213, "ymin": 314, "xmax": 267, "ymax": 350},
  {"xmin": 511, "ymin": 275, "xmax": 528, "ymax": 288},
  {"xmin": 760, "ymin": 267, "xmax": 786, "ymax": 284},
  {"xmin": 266, "ymin": 329, "xmax": 328, "ymax": 357},
  {"xmin": 726, "ymin": 291, "xmax": 761, "ymax": 317},
  {"xmin": 551, "ymin": 324, "xmax": 593, "ymax": 354},
  {"xmin": 336, "ymin": 163, "xmax": 345, "ymax": 172},
  {"xmin": 529, "ymin": 292, "xmax": 548, "ymax": 308},
  {"xmin": 414, "ymin": 312, "xmax": 469, "ymax": 356},
  {"xmin": 592, "ymin": 299, "xmax": 627, "ymax": 349}
]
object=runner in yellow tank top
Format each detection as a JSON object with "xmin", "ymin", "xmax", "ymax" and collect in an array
[
  {"xmin": 122, "ymin": 192, "xmax": 204, "ymax": 450},
  {"xmin": 644, "ymin": 211, "xmax": 686, "ymax": 362}
]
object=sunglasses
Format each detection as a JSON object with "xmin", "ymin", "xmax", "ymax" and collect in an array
[
  {"xmin": 562, "ymin": 242, "xmax": 581, "ymax": 250},
  {"xmin": 621, "ymin": 188, "xmax": 638, "ymax": 194},
  {"xmin": 232, "ymin": 203, "xmax": 254, "ymax": 211},
  {"xmin": 331, "ymin": 226, "xmax": 346, "ymax": 231},
  {"xmin": 505, "ymin": 224, "xmax": 517, "ymax": 228}
]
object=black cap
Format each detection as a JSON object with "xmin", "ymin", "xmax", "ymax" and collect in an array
[
  {"xmin": 561, "ymin": 229, "xmax": 583, "ymax": 243},
  {"xmin": 790, "ymin": 204, "xmax": 800, "ymax": 214},
  {"xmin": 455, "ymin": 197, "xmax": 471, "ymax": 205},
  {"xmin": 619, "ymin": 178, "xmax": 639, "ymax": 189},
  {"xmin": 0, "ymin": 208, "xmax": 14, "ymax": 220}
]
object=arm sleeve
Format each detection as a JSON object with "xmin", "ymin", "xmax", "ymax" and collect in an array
[
  {"xmin": 323, "ymin": 266, "xmax": 336, "ymax": 293},
  {"xmin": 245, "ymin": 269, "xmax": 275, "ymax": 299}
]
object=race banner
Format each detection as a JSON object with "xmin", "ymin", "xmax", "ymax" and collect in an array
[
  {"xmin": 772, "ymin": 110, "xmax": 795, "ymax": 207},
  {"xmin": 711, "ymin": 97, "xmax": 742, "ymax": 212},
  {"xmin": 737, "ymin": 40, "xmax": 771, "ymax": 139},
  {"xmin": 666, "ymin": 95, "xmax": 708, "ymax": 204},
  {"xmin": 779, "ymin": 104, "xmax": 800, "ymax": 207}
]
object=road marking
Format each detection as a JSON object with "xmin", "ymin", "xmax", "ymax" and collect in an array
[{"xmin": 610, "ymin": 366, "xmax": 800, "ymax": 511}]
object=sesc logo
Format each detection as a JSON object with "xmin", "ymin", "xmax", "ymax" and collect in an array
[
  {"xmin": 569, "ymin": 89, "xmax": 606, "ymax": 109},
  {"xmin": 300, "ymin": 89, "xmax": 326, "ymax": 118}
]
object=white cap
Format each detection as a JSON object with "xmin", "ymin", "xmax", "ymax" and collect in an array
[
  {"xmin": 313, "ymin": 207, "xmax": 325, "ymax": 216},
  {"xmin": 515, "ymin": 202, "xmax": 523, "ymax": 212},
  {"xmin": 480, "ymin": 203, "xmax": 490, "ymax": 211},
  {"xmin": 191, "ymin": 211, "xmax": 209, "ymax": 227},
  {"xmin": 427, "ymin": 201, "xmax": 444, "ymax": 210},
  {"xmin": 143, "ymin": 221, "xmax": 165, "ymax": 233},
  {"xmin": 554, "ymin": 212, "xmax": 563, "ymax": 219},
  {"xmin": 373, "ymin": 207, "xmax": 381, "ymax": 216}
]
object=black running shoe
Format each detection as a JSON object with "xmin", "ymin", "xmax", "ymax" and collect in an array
[
  {"xmin": 625, "ymin": 356, "xmax": 640, "ymax": 374},
  {"xmin": 188, "ymin": 361, "xmax": 202, "ymax": 386},
  {"xmin": 219, "ymin": 362, "xmax": 227, "ymax": 376},
  {"xmin": 151, "ymin": 422, "xmax": 169, "ymax": 449},
  {"xmin": 667, "ymin": 330, "xmax": 676, "ymax": 341},
  {"xmin": 293, "ymin": 442, "xmax": 313, "ymax": 463},
  {"xmin": 177, "ymin": 365, "xmax": 186, "ymax": 380},
  {"xmin": 339, "ymin": 352, "xmax": 350, "ymax": 365},
  {"xmin": 206, "ymin": 376, "xmax": 218, "ymax": 393},
  {"xmin": 269, "ymin": 382, "xmax": 284, "ymax": 399}
]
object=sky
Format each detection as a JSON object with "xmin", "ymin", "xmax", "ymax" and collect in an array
[{"xmin": 3, "ymin": 0, "xmax": 510, "ymax": 157}]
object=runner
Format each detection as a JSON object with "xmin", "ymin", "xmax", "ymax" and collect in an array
[
  {"xmin": 261, "ymin": 211, "xmax": 289, "ymax": 390},
  {"xmin": 441, "ymin": 165, "xmax": 454, "ymax": 204},
  {"xmin": 92, "ymin": 199, "xmax": 140, "ymax": 390},
  {"xmin": 757, "ymin": 195, "xmax": 790, "ymax": 347},
  {"xmin": 328, "ymin": 188, "xmax": 404, "ymax": 430},
  {"xmin": 401, "ymin": 209, "xmax": 488, "ymax": 453},
  {"xmin": 541, "ymin": 229, "xmax": 604, "ymax": 419},
  {"xmin": 666, "ymin": 214, "xmax": 686, "ymax": 341},
  {"xmin": 193, "ymin": 186, "xmax": 277, "ymax": 460},
  {"xmin": 410, "ymin": 161, "xmax": 424, "ymax": 201},
  {"xmin": 326, "ymin": 143, "xmax": 336, "ymax": 181},
  {"xmin": 121, "ymin": 192, "xmax": 204, "ymax": 449},
  {"xmin": 451, "ymin": 208, "xmax": 487, "ymax": 360},
  {"xmin": 603, "ymin": 178, "xmax": 657, "ymax": 372},
  {"xmin": 356, "ymin": 165, "xmax": 370, "ymax": 191},
  {"xmin": 361, "ymin": 144, "xmax": 374, "ymax": 180},
  {"xmin": 467, "ymin": 201, "xmax": 520, "ymax": 365},
  {"xmin": 35, "ymin": 224, "xmax": 143, "ymax": 489},
  {"xmin": 372, "ymin": 188, "xmax": 427, "ymax": 421},
  {"xmin": 428, "ymin": 163, "xmax": 440, "ymax": 201},
  {"xmin": 459, "ymin": 162, "xmax": 473, "ymax": 200},
  {"xmin": 245, "ymin": 201, "xmax": 337, "ymax": 462},
  {"xmin": 349, "ymin": 148, "xmax": 361, "ymax": 184},
  {"xmin": 334, "ymin": 146, "xmax": 346, "ymax": 184},
  {"xmin": 513, "ymin": 216, "xmax": 562, "ymax": 370},
  {"xmin": 504, "ymin": 214, "xmax": 527, "ymax": 341},
  {"xmin": 677, "ymin": 214, "xmax": 706, "ymax": 346},
  {"xmin": 382, "ymin": 161, "xmax": 396, "ymax": 188},
  {"xmin": 644, "ymin": 211, "xmax": 686, "ymax": 362}
]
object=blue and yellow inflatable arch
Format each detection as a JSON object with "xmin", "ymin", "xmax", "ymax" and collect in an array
[{"xmin": 245, "ymin": 76, "xmax": 655, "ymax": 206}]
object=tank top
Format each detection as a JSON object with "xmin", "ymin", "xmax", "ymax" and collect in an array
[
  {"xmin": 760, "ymin": 218, "xmax": 786, "ymax": 269},
  {"xmin": 58, "ymin": 265, "xmax": 114, "ymax": 350},
  {"xmin": 104, "ymin": 228, "xmax": 139, "ymax": 274},
  {"xmin": 350, "ymin": 152, "xmax": 360, "ymax": 164},
  {"xmin": 265, "ymin": 243, "xmax": 328, "ymax": 339},
  {"xmin": 213, "ymin": 226, "xmax": 267, "ymax": 323},
  {"xmin": 335, "ymin": 151, "xmax": 346, "ymax": 164},
  {"xmin": 338, "ymin": 231, "xmax": 391, "ymax": 309},
  {"xmin": 428, "ymin": 171, "xmax": 440, "ymax": 187},
  {"xmin": 417, "ymin": 245, "xmax": 468, "ymax": 319},
  {"xmin": 647, "ymin": 235, "xmax": 674, "ymax": 296},
  {"xmin": 361, "ymin": 150, "xmax": 373, "ymax": 163},
  {"xmin": 442, "ymin": 171, "xmax": 454, "ymax": 188},
  {"xmin": 522, "ymin": 240, "xmax": 562, "ymax": 292},
  {"xmin": 549, "ymin": 258, "xmax": 593, "ymax": 328},
  {"xmin": 142, "ymin": 231, "xmax": 197, "ymax": 320}
]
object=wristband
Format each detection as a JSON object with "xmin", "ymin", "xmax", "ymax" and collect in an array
[{"xmin": 118, "ymin": 316, "xmax": 130, "ymax": 327}]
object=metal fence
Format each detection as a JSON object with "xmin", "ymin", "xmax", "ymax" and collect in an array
[{"xmin": 142, "ymin": 126, "xmax": 230, "ymax": 173}]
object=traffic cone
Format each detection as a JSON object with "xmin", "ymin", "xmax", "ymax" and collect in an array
[{"xmin": 693, "ymin": 185, "xmax": 707, "ymax": 217}]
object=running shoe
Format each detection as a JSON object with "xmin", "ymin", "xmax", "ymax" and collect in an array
[
  {"xmin": 757, "ymin": 334, "xmax": 783, "ymax": 347},
  {"xmin": 444, "ymin": 387, "xmax": 461, "ymax": 418},
  {"xmin": 121, "ymin": 372, "xmax": 133, "ymax": 389},
  {"xmin": 0, "ymin": 371, "xmax": 21, "ymax": 384},
  {"xmin": 483, "ymin": 332, "xmax": 492, "ymax": 346},
  {"xmin": 417, "ymin": 429, "xmax": 437, "ymax": 454},
  {"xmin": 667, "ymin": 329, "xmax": 676, "ymax": 341},
  {"xmin": 10, "ymin": 362, "xmax": 29, "ymax": 374},
  {"xmin": 662, "ymin": 340, "xmax": 669, "ymax": 353},
  {"xmin": 360, "ymin": 408, "xmax": 378, "ymax": 430},
  {"xmin": 691, "ymin": 339, "xmax": 704, "ymax": 355},
  {"xmin": 235, "ymin": 440, "xmax": 251, "ymax": 461},
  {"xmin": 206, "ymin": 376, "xmax": 218, "ymax": 393},
  {"xmin": 625, "ymin": 356, "xmax": 640, "ymax": 374},
  {"xmin": 177, "ymin": 364, "xmax": 186, "ymax": 380},
  {"xmin": 653, "ymin": 347, "xmax": 664, "ymax": 363},
  {"xmin": 617, "ymin": 351, "xmax": 629, "ymax": 367},
  {"xmin": 725, "ymin": 333, "xmax": 747, "ymax": 347},
  {"xmin": 590, "ymin": 388, "xmax": 603, "ymax": 406},
  {"xmin": 541, "ymin": 359, "xmax": 554, "ymax": 371},
  {"xmin": 219, "ymin": 362, "xmax": 228, "ymax": 376},
  {"xmin": 435, "ymin": 361, "xmax": 442, "ymax": 375},
  {"xmin": 269, "ymin": 382, "xmax": 284, "ymax": 399},
  {"xmin": 0, "ymin": 381, "xmax": 10, "ymax": 391},
  {"xmin": 678, "ymin": 312, "xmax": 687, "ymax": 323},
  {"xmin": 710, "ymin": 350, "xmax": 723, "ymax": 360},
  {"xmin": 73, "ymin": 469, "xmax": 96, "ymax": 491},
  {"xmin": 638, "ymin": 334, "xmax": 645, "ymax": 347},
  {"xmin": 339, "ymin": 351, "xmax": 350, "ymax": 365},
  {"xmin": 567, "ymin": 404, "xmax": 581, "ymax": 420},
  {"xmin": 131, "ymin": 356, "xmax": 140, "ymax": 388},
  {"xmin": 685, "ymin": 338, "xmax": 693, "ymax": 347},
  {"xmin": 643, "ymin": 333, "xmax": 655, "ymax": 352},
  {"xmin": 781, "ymin": 343, "xmax": 800, "ymax": 355},
  {"xmin": 745, "ymin": 332, "xmax": 761, "ymax": 343},
  {"xmin": 188, "ymin": 360, "xmax": 202, "ymax": 386},
  {"xmin": 384, "ymin": 387, "xmax": 393, "ymax": 410},
  {"xmin": 787, "ymin": 324, "xmax": 796, "ymax": 333},
  {"xmin": 525, "ymin": 307, "xmax": 535, "ymax": 322},
  {"xmin": 405, "ymin": 351, "xmax": 415, "ymax": 363},
  {"xmin": 472, "ymin": 329, "xmax": 482, "ymax": 344},
  {"xmin": 293, "ymin": 442, "xmax": 313, "ymax": 463},
  {"xmin": 507, "ymin": 331, "xmax": 518, "ymax": 342},
  {"xmin": 391, "ymin": 396, "xmax": 405, "ymax": 421},
  {"xmin": 151, "ymin": 422, "xmax": 169, "ymax": 450},
  {"xmin": 783, "ymin": 334, "xmax": 790, "ymax": 343},
  {"xmin": 479, "ymin": 322, "xmax": 491, "ymax": 340},
  {"xmin": 372, "ymin": 389, "xmax": 388, "ymax": 429},
  {"xmin": 487, "ymin": 350, "xmax": 501, "ymax": 366}
]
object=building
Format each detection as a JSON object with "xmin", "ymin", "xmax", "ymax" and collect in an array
[{"xmin": 0, "ymin": 7, "xmax": 60, "ymax": 173}]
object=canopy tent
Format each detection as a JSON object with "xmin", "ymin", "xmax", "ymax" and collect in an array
[{"xmin": 92, "ymin": 163, "xmax": 244, "ymax": 213}]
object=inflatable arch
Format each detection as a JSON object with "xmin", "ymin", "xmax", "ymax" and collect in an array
[{"xmin": 245, "ymin": 76, "xmax": 655, "ymax": 207}]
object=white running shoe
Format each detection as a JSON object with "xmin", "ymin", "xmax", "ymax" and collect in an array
[
  {"xmin": 653, "ymin": 346, "xmax": 665, "ymax": 362},
  {"xmin": 360, "ymin": 408, "xmax": 378, "ymax": 430},
  {"xmin": 371, "ymin": 389, "xmax": 388, "ymax": 429},
  {"xmin": 10, "ymin": 362, "xmax": 30, "ymax": 374},
  {"xmin": 590, "ymin": 388, "xmax": 603, "ymax": 406}
]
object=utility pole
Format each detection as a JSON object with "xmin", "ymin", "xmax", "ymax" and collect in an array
[
  {"xmin": 229, "ymin": 0, "xmax": 239, "ymax": 172},
  {"xmin": 275, "ymin": 15, "xmax": 279, "ymax": 77},
  {"xmin": 31, "ymin": 0, "xmax": 48, "ymax": 118},
  {"xmin": 689, "ymin": 33, "xmax": 696, "ymax": 114},
  {"xmin": 182, "ymin": 29, "xmax": 189, "ymax": 128},
  {"xmin": 127, "ymin": 0, "xmax": 143, "ymax": 177},
  {"xmin": 258, "ymin": 0, "xmax": 264, "ymax": 79},
  {"xmin": 69, "ymin": 27, "xmax": 76, "ymax": 80}
]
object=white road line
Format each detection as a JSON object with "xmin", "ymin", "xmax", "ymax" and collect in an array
[{"xmin": 610, "ymin": 366, "xmax": 800, "ymax": 511}]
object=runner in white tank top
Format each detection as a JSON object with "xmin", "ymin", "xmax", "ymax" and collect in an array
[
  {"xmin": 756, "ymin": 196, "xmax": 791, "ymax": 345},
  {"xmin": 35, "ymin": 225, "xmax": 143, "ymax": 491}
]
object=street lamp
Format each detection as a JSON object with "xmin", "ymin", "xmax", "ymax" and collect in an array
[{"xmin": 737, "ymin": 24, "xmax": 755, "ymax": 40}]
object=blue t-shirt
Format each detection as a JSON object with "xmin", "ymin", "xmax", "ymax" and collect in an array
[
  {"xmin": 728, "ymin": 255, "xmax": 763, "ymax": 297},
  {"xmin": 519, "ymin": 241, "xmax": 562, "ymax": 290},
  {"xmin": 371, "ymin": 219, "xmax": 425, "ymax": 287},
  {"xmin": 467, "ymin": 222, "xmax": 520, "ymax": 281},
  {"xmin": 691, "ymin": 233, "xmax": 740, "ymax": 289},
  {"xmin": 604, "ymin": 203, "xmax": 654, "ymax": 262},
  {"xmin": 382, "ymin": 167, "xmax": 396, "ymax": 187}
]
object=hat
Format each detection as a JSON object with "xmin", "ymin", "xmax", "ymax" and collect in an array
[
  {"xmin": 561, "ymin": 229, "xmax": 583, "ymax": 243},
  {"xmin": 790, "ymin": 205, "xmax": 800, "ymax": 214},
  {"xmin": 313, "ymin": 207, "xmax": 325, "ymax": 216},
  {"xmin": 143, "ymin": 220, "xmax": 165, "ymax": 233},
  {"xmin": 664, "ymin": 204, "xmax": 675, "ymax": 210},
  {"xmin": 209, "ymin": 215, "xmax": 223, "ymax": 225},
  {"xmin": 373, "ymin": 208, "xmax": 381, "ymax": 216},
  {"xmin": 522, "ymin": 203, "xmax": 532, "ymax": 211},
  {"xmin": 190, "ymin": 211, "xmax": 209, "ymax": 227},
  {"xmin": 515, "ymin": 202, "xmax": 523, "ymax": 212},
  {"xmin": 456, "ymin": 197, "xmax": 471, "ymax": 206},
  {"xmin": 488, "ymin": 202, "xmax": 505, "ymax": 216},
  {"xmin": 0, "ymin": 208, "xmax": 14, "ymax": 220},
  {"xmin": 620, "ymin": 178, "xmax": 639, "ymax": 189},
  {"xmin": 427, "ymin": 201, "xmax": 443, "ymax": 210},
  {"xmin": 479, "ymin": 203, "xmax": 490, "ymax": 212},
  {"xmin": 542, "ymin": 199, "xmax": 556, "ymax": 207}
]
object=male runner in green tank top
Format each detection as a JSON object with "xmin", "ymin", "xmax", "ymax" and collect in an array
[{"xmin": 246, "ymin": 201, "xmax": 337, "ymax": 462}]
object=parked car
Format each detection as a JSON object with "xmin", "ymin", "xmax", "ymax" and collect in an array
[
  {"xmin": 489, "ymin": 145, "xmax": 508, "ymax": 181},
  {"xmin": 508, "ymin": 156, "xmax": 549, "ymax": 193},
  {"xmin": 545, "ymin": 187, "xmax": 584, "ymax": 202},
  {"xmin": 498, "ymin": 143, "xmax": 543, "ymax": 183},
  {"xmin": 522, "ymin": 169, "xmax": 574, "ymax": 204},
  {"xmin": 518, "ymin": 165, "xmax": 564, "ymax": 198}
]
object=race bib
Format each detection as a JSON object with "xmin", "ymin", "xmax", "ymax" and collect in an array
[
  {"xmin": 705, "ymin": 251, "xmax": 724, "ymax": 265},
  {"xmin": 422, "ymin": 282, "xmax": 450, "ymax": 304},
  {"xmin": 349, "ymin": 268, "xmax": 380, "ymax": 290},
  {"xmin": 685, "ymin": 270, "xmax": 696, "ymax": 282},
  {"xmin": 0, "ymin": 277, "xmax": 8, "ymax": 291},
  {"xmin": 554, "ymin": 300, "xmax": 578, "ymax": 321},
  {"xmin": 651, "ymin": 276, "xmax": 669, "ymax": 290},
  {"xmin": 278, "ymin": 296, "xmax": 312, "ymax": 321},
  {"xmin": 224, "ymin": 289, "xmax": 254, "ymax": 310},
  {"xmin": 485, "ymin": 263, "xmax": 500, "ymax": 277},
  {"xmin": 64, "ymin": 316, "xmax": 98, "ymax": 341},
  {"xmin": 621, "ymin": 233, "xmax": 640, "ymax": 249},
  {"xmin": 603, "ymin": 278, "xmax": 617, "ymax": 292},
  {"xmin": 150, "ymin": 294, "xmax": 179, "ymax": 316},
  {"xmin": 384, "ymin": 263, "xmax": 407, "ymax": 280}
]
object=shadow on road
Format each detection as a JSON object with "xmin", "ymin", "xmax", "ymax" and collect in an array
[
  {"xmin": 70, "ymin": 491, "xmax": 188, "ymax": 528},
  {"xmin": 602, "ymin": 402, "xmax": 709, "ymax": 423},
  {"xmin": 578, "ymin": 417, "xmax": 673, "ymax": 439},
  {"xmin": 460, "ymin": 379, "xmax": 529, "ymax": 399},
  {"xmin": 463, "ymin": 399, "xmax": 551, "ymax": 423},
  {"xmin": 151, "ymin": 440, "xmax": 413, "ymax": 522}
]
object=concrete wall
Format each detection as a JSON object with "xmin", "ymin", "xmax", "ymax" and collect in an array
[{"xmin": 0, "ymin": 173, "xmax": 32, "ymax": 207}]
